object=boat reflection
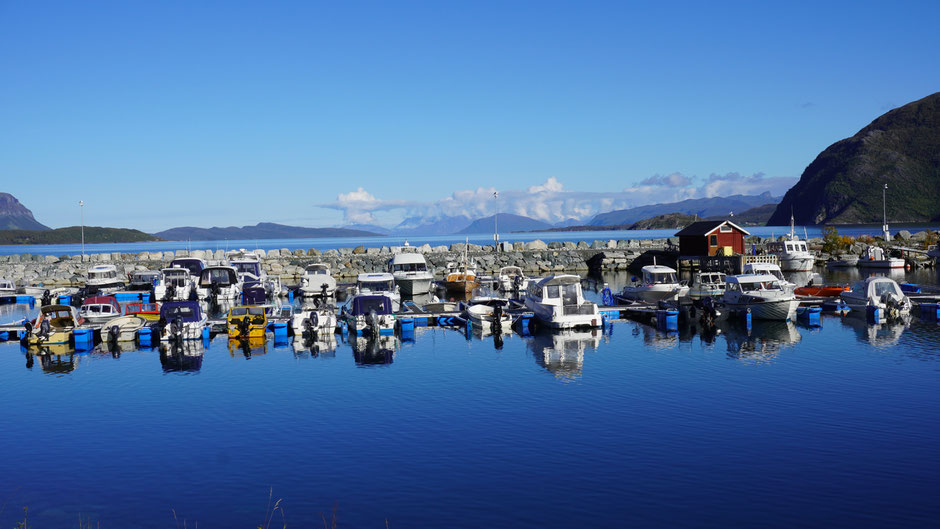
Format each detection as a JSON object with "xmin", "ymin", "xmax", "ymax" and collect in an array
[
  {"xmin": 159, "ymin": 341, "xmax": 205, "ymax": 372},
  {"xmin": 24, "ymin": 345, "xmax": 77, "ymax": 374},
  {"xmin": 227, "ymin": 336, "xmax": 268, "ymax": 359},
  {"xmin": 861, "ymin": 268, "xmax": 906, "ymax": 281},
  {"xmin": 723, "ymin": 320, "xmax": 802, "ymax": 363},
  {"xmin": 526, "ymin": 328, "xmax": 602, "ymax": 381},
  {"xmin": 839, "ymin": 313, "xmax": 910, "ymax": 347},
  {"xmin": 292, "ymin": 333, "xmax": 338, "ymax": 358},
  {"xmin": 352, "ymin": 335, "xmax": 399, "ymax": 365}
]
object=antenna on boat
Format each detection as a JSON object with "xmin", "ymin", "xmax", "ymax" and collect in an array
[
  {"xmin": 882, "ymin": 182, "xmax": 890, "ymax": 241},
  {"xmin": 493, "ymin": 191, "xmax": 500, "ymax": 252}
]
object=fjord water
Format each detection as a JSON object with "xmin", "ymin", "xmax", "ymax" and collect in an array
[{"xmin": 1, "ymin": 271, "xmax": 939, "ymax": 528}]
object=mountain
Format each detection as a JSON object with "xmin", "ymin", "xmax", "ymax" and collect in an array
[
  {"xmin": 394, "ymin": 215, "xmax": 472, "ymax": 235},
  {"xmin": 340, "ymin": 223, "xmax": 391, "ymax": 235},
  {"xmin": 589, "ymin": 193, "xmax": 779, "ymax": 226},
  {"xmin": 712, "ymin": 203, "xmax": 777, "ymax": 225},
  {"xmin": 0, "ymin": 226, "xmax": 159, "ymax": 245},
  {"xmin": 628, "ymin": 213, "xmax": 701, "ymax": 230},
  {"xmin": 154, "ymin": 222, "xmax": 382, "ymax": 241},
  {"xmin": 457, "ymin": 213, "xmax": 553, "ymax": 234},
  {"xmin": 553, "ymin": 218, "xmax": 584, "ymax": 228},
  {"xmin": 0, "ymin": 193, "xmax": 50, "ymax": 231},
  {"xmin": 768, "ymin": 92, "xmax": 940, "ymax": 225}
]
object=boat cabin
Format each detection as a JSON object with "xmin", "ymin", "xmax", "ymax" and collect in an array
[
  {"xmin": 637, "ymin": 265, "xmax": 679, "ymax": 285},
  {"xmin": 129, "ymin": 270, "xmax": 162, "ymax": 287},
  {"xmin": 388, "ymin": 254, "xmax": 429, "ymax": 273},
  {"xmin": 162, "ymin": 267, "xmax": 191, "ymax": 286},
  {"xmin": 769, "ymin": 239, "xmax": 809, "ymax": 254},
  {"xmin": 126, "ymin": 302, "xmax": 161, "ymax": 320},
  {"xmin": 199, "ymin": 266, "xmax": 239, "ymax": 287},
  {"xmin": 169, "ymin": 258, "xmax": 206, "ymax": 278},
  {"xmin": 79, "ymin": 296, "xmax": 122, "ymax": 318},
  {"xmin": 725, "ymin": 274, "xmax": 786, "ymax": 293},
  {"xmin": 696, "ymin": 271, "xmax": 726, "ymax": 286},
  {"xmin": 0, "ymin": 277, "xmax": 16, "ymax": 293},
  {"xmin": 305, "ymin": 263, "xmax": 331, "ymax": 275},
  {"xmin": 742, "ymin": 263, "xmax": 786, "ymax": 282},
  {"xmin": 675, "ymin": 220, "xmax": 750, "ymax": 257},
  {"xmin": 849, "ymin": 276, "xmax": 904, "ymax": 300},
  {"xmin": 87, "ymin": 265, "xmax": 119, "ymax": 282},
  {"xmin": 36, "ymin": 304, "xmax": 82, "ymax": 329},
  {"xmin": 348, "ymin": 294, "xmax": 393, "ymax": 316},
  {"xmin": 160, "ymin": 301, "xmax": 204, "ymax": 323},
  {"xmin": 527, "ymin": 275, "xmax": 594, "ymax": 313},
  {"xmin": 357, "ymin": 273, "xmax": 396, "ymax": 293}
]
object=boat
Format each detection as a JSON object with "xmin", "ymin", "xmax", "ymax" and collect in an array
[
  {"xmin": 0, "ymin": 277, "xmax": 16, "ymax": 296},
  {"xmin": 741, "ymin": 262, "xmax": 794, "ymax": 290},
  {"xmin": 388, "ymin": 253, "xmax": 434, "ymax": 296},
  {"xmin": 342, "ymin": 293, "xmax": 396, "ymax": 336},
  {"xmin": 159, "ymin": 301, "xmax": 209, "ymax": 341},
  {"xmin": 721, "ymin": 274, "xmax": 801, "ymax": 321},
  {"xmin": 154, "ymin": 266, "xmax": 195, "ymax": 301},
  {"xmin": 86, "ymin": 264, "xmax": 126, "ymax": 292},
  {"xmin": 22, "ymin": 304, "xmax": 84, "ymax": 346},
  {"xmin": 793, "ymin": 285, "xmax": 850, "ymax": 297},
  {"xmin": 858, "ymin": 246, "xmax": 905, "ymax": 269},
  {"xmin": 299, "ymin": 263, "xmax": 337, "ymax": 298},
  {"xmin": 826, "ymin": 254, "xmax": 860, "ymax": 268},
  {"xmin": 125, "ymin": 301, "xmax": 161, "ymax": 321},
  {"xmin": 196, "ymin": 266, "xmax": 242, "ymax": 303},
  {"xmin": 78, "ymin": 295, "xmax": 122, "ymax": 323},
  {"xmin": 524, "ymin": 274, "xmax": 601, "ymax": 329},
  {"xmin": 443, "ymin": 242, "xmax": 478, "ymax": 294},
  {"xmin": 688, "ymin": 271, "xmax": 726, "ymax": 300},
  {"xmin": 928, "ymin": 244, "xmax": 940, "ymax": 262},
  {"xmin": 230, "ymin": 251, "xmax": 281, "ymax": 299},
  {"xmin": 766, "ymin": 215, "xmax": 815, "ymax": 271},
  {"xmin": 463, "ymin": 290, "xmax": 512, "ymax": 334},
  {"xmin": 292, "ymin": 304, "xmax": 338, "ymax": 338},
  {"xmin": 101, "ymin": 315, "xmax": 149, "ymax": 342},
  {"xmin": 496, "ymin": 266, "xmax": 529, "ymax": 293},
  {"xmin": 355, "ymin": 272, "xmax": 400, "ymax": 311},
  {"xmin": 526, "ymin": 328, "xmax": 601, "ymax": 380},
  {"xmin": 128, "ymin": 270, "xmax": 162, "ymax": 291},
  {"xmin": 840, "ymin": 276, "xmax": 911, "ymax": 318},
  {"xmin": 621, "ymin": 265, "xmax": 689, "ymax": 302},
  {"xmin": 168, "ymin": 257, "xmax": 207, "ymax": 284},
  {"xmin": 227, "ymin": 306, "xmax": 268, "ymax": 340}
]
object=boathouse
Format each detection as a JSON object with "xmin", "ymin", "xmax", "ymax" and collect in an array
[{"xmin": 675, "ymin": 220, "xmax": 749, "ymax": 257}]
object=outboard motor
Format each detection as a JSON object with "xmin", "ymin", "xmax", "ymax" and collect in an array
[
  {"xmin": 171, "ymin": 316, "xmax": 184, "ymax": 343},
  {"xmin": 492, "ymin": 304, "xmax": 503, "ymax": 334},
  {"xmin": 368, "ymin": 309, "xmax": 380, "ymax": 336},
  {"xmin": 238, "ymin": 316, "xmax": 251, "ymax": 338},
  {"xmin": 108, "ymin": 324, "xmax": 120, "ymax": 344},
  {"xmin": 41, "ymin": 289, "xmax": 52, "ymax": 307}
]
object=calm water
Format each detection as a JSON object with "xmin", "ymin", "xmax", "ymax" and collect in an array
[{"xmin": 1, "ymin": 269, "xmax": 939, "ymax": 528}]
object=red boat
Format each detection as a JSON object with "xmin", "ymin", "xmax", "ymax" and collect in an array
[{"xmin": 793, "ymin": 285, "xmax": 850, "ymax": 297}]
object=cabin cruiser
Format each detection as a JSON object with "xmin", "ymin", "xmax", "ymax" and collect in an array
[
  {"xmin": 0, "ymin": 277, "xmax": 16, "ymax": 296},
  {"xmin": 342, "ymin": 294, "xmax": 396, "ymax": 336},
  {"xmin": 128, "ymin": 270, "xmax": 162, "ymax": 291},
  {"xmin": 858, "ymin": 246, "xmax": 905, "ymax": 269},
  {"xmin": 154, "ymin": 266, "xmax": 195, "ymax": 301},
  {"xmin": 721, "ymin": 274, "xmax": 801, "ymax": 321},
  {"xmin": 355, "ymin": 272, "xmax": 400, "ymax": 311},
  {"xmin": 196, "ymin": 266, "xmax": 242, "ymax": 303},
  {"xmin": 525, "ymin": 274, "xmax": 601, "ymax": 329},
  {"xmin": 496, "ymin": 266, "xmax": 529, "ymax": 293},
  {"xmin": 23, "ymin": 304, "xmax": 84, "ymax": 346},
  {"xmin": 86, "ymin": 264, "xmax": 126, "ymax": 292},
  {"xmin": 463, "ymin": 289, "xmax": 513, "ymax": 334},
  {"xmin": 621, "ymin": 265, "xmax": 689, "ymax": 302},
  {"xmin": 299, "ymin": 263, "xmax": 337, "ymax": 298},
  {"xmin": 388, "ymin": 253, "xmax": 434, "ymax": 296},
  {"xmin": 227, "ymin": 306, "xmax": 267, "ymax": 340},
  {"xmin": 840, "ymin": 276, "xmax": 911, "ymax": 318},
  {"xmin": 766, "ymin": 216, "xmax": 815, "ymax": 271},
  {"xmin": 159, "ymin": 301, "xmax": 209, "ymax": 341},
  {"xmin": 79, "ymin": 295, "xmax": 122, "ymax": 323},
  {"xmin": 292, "ymin": 304, "xmax": 338, "ymax": 338},
  {"xmin": 742, "ymin": 262, "xmax": 794, "ymax": 291},
  {"xmin": 230, "ymin": 252, "xmax": 281, "ymax": 298},
  {"xmin": 168, "ymin": 257, "xmax": 207, "ymax": 284},
  {"xmin": 688, "ymin": 271, "xmax": 726, "ymax": 300}
]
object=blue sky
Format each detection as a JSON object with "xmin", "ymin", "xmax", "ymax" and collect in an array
[{"xmin": 2, "ymin": 0, "xmax": 938, "ymax": 231}]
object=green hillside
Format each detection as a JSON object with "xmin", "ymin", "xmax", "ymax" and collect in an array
[{"xmin": 0, "ymin": 226, "xmax": 161, "ymax": 245}]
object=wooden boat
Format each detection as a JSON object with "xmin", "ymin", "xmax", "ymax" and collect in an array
[
  {"xmin": 793, "ymin": 285, "xmax": 850, "ymax": 297},
  {"xmin": 443, "ymin": 241, "xmax": 478, "ymax": 294}
]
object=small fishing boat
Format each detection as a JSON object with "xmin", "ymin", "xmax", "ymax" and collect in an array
[
  {"xmin": 79, "ymin": 295, "xmax": 122, "ymax": 323},
  {"xmin": 86, "ymin": 264, "xmax": 126, "ymax": 292},
  {"xmin": 840, "ymin": 276, "xmax": 911, "ymax": 318},
  {"xmin": 168, "ymin": 257, "xmax": 207, "ymax": 284},
  {"xmin": 299, "ymin": 263, "xmax": 337, "ymax": 298},
  {"xmin": 227, "ymin": 306, "xmax": 268, "ymax": 340},
  {"xmin": 159, "ymin": 301, "xmax": 209, "ymax": 342},
  {"xmin": 292, "ymin": 304, "xmax": 338, "ymax": 338},
  {"xmin": 230, "ymin": 251, "xmax": 281, "ymax": 299},
  {"xmin": 342, "ymin": 294, "xmax": 396, "ymax": 336},
  {"xmin": 688, "ymin": 271, "xmax": 726, "ymax": 300},
  {"xmin": 196, "ymin": 266, "xmax": 242, "ymax": 303},
  {"xmin": 463, "ymin": 290, "xmax": 512, "ymax": 334},
  {"xmin": 102, "ymin": 315, "xmax": 149, "ymax": 342},
  {"xmin": 388, "ymin": 253, "xmax": 434, "ymax": 296},
  {"xmin": 858, "ymin": 246, "xmax": 905, "ymax": 269},
  {"xmin": 766, "ymin": 215, "xmax": 815, "ymax": 272},
  {"xmin": 125, "ymin": 301, "xmax": 161, "ymax": 321},
  {"xmin": 826, "ymin": 254, "xmax": 860, "ymax": 268},
  {"xmin": 0, "ymin": 277, "xmax": 17, "ymax": 296},
  {"xmin": 793, "ymin": 285, "xmax": 850, "ymax": 297},
  {"xmin": 524, "ymin": 274, "xmax": 601, "ymax": 329},
  {"xmin": 621, "ymin": 265, "xmax": 689, "ymax": 302},
  {"xmin": 443, "ymin": 241, "xmax": 478, "ymax": 294},
  {"xmin": 23, "ymin": 304, "xmax": 84, "ymax": 346},
  {"xmin": 722, "ymin": 274, "xmax": 801, "ymax": 321}
]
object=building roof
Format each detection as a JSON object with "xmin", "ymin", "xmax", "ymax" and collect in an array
[{"xmin": 674, "ymin": 220, "xmax": 750, "ymax": 237}]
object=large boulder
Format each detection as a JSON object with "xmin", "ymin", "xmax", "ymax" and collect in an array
[{"xmin": 525, "ymin": 240, "xmax": 548, "ymax": 251}]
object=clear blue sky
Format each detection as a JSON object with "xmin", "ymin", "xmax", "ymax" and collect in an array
[{"xmin": 2, "ymin": 0, "xmax": 938, "ymax": 231}]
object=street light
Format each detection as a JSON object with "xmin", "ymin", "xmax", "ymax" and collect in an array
[{"xmin": 80, "ymin": 200, "xmax": 85, "ymax": 262}]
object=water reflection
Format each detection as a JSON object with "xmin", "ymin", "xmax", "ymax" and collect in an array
[
  {"xmin": 24, "ymin": 347, "xmax": 77, "ymax": 374},
  {"xmin": 292, "ymin": 334, "xmax": 338, "ymax": 358},
  {"xmin": 227, "ymin": 336, "xmax": 268, "ymax": 359},
  {"xmin": 724, "ymin": 320, "xmax": 802, "ymax": 363},
  {"xmin": 839, "ymin": 313, "xmax": 910, "ymax": 347},
  {"xmin": 159, "ymin": 341, "xmax": 205, "ymax": 372},
  {"xmin": 526, "ymin": 328, "xmax": 602, "ymax": 381},
  {"xmin": 352, "ymin": 335, "xmax": 399, "ymax": 365}
]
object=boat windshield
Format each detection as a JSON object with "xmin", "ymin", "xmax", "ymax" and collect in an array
[
  {"xmin": 647, "ymin": 272, "xmax": 677, "ymax": 284},
  {"xmin": 201, "ymin": 269, "xmax": 236, "ymax": 286},
  {"xmin": 392, "ymin": 263, "xmax": 427, "ymax": 272},
  {"xmin": 233, "ymin": 262, "xmax": 260, "ymax": 276},
  {"xmin": 359, "ymin": 280, "xmax": 394, "ymax": 292},
  {"xmin": 89, "ymin": 270, "xmax": 116, "ymax": 280},
  {"xmin": 306, "ymin": 266, "xmax": 328, "ymax": 275},
  {"xmin": 871, "ymin": 281, "xmax": 901, "ymax": 298}
]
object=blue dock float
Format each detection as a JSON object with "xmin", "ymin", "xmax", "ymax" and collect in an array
[
  {"xmin": 655, "ymin": 309, "xmax": 679, "ymax": 332},
  {"xmin": 797, "ymin": 306, "xmax": 822, "ymax": 326},
  {"xmin": 73, "ymin": 328, "xmax": 95, "ymax": 350},
  {"xmin": 137, "ymin": 327, "xmax": 153, "ymax": 347},
  {"xmin": 58, "ymin": 295, "xmax": 72, "ymax": 306},
  {"xmin": 866, "ymin": 305, "xmax": 882, "ymax": 325},
  {"xmin": 113, "ymin": 291, "xmax": 153, "ymax": 302},
  {"xmin": 919, "ymin": 302, "xmax": 940, "ymax": 321}
]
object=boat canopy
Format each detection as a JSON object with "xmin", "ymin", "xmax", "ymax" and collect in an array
[
  {"xmin": 726, "ymin": 274, "xmax": 784, "ymax": 290},
  {"xmin": 170, "ymin": 258, "xmax": 206, "ymax": 276},
  {"xmin": 229, "ymin": 306, "xmax": 266, "ymax": 317},
  {"xmin": 358, "ymin": 273, "xmax": 395, "ymax": 292},
  {"xmin": 88, "ymin": 265, "xmax": 118, "ymax": 279},
  {"xmin": 641, "ymin": 265, "xmax": 678, "ymax": 284},
  {"xmin": 200, "ymin": 266, "xmax": 238, "ymax": 287},
  {"xmin": 131, "ymin": 270, "xmax": 161, "ymax": 281},
  {"xmin": 852, "ymin": 277, "xmax": 903, "ymax": 299},
  {"xmin": 126, "ymin": 302, "xmax": 160, "ymax": 314},
  {"xmin": 349, "ymin": 295, "xmax": 393, "ymax": 316},
  {"xmin": 389, "ymin": 254, "xmax": 429, "ymax": 272},
  {"xmin": 232, "ymin": 261, "xmax": 262, "ymax": 277},
  {"xmin": 160, "ymin": 301, "xmax": 204, "ymax": 322},
  {"xmin": 82, "ymin": 296, "xmax": 121, "ymax": 311},
  {"xmin": 305, "ymin": 264, "xmax": 330, "ymax": 274}
]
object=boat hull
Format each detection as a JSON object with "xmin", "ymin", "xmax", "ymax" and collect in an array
[
  {"xmin": 779, "ymin": 256, "xmax": 815, "ymax": 272},
  {"xmin": 725, "ymin": 299, "xmax": 800, "ymax": 321},
  {"xmin": 395, "ymin": 276, "xmax": 433, "ymax": 296},
  {"xmin": 858, "ymin": 258, "xmax": 905, "ymax": 269}
]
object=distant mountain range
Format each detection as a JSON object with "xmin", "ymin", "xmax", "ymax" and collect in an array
[
  {"xmin": 589, "ymin": 193, "xmax": 780, "ymax": 226},
  {"xmin": 457, "ymin": 213, "xmax": 553, "ymax": 234},
  {"xmin": 0, "ymin": 193, "xmax": 50, "ymax": 231},
  {"xmin": 393, "ymin": 215, "xmax": 473, "ymax": 236},
  {"xmin": 769, "ymin": 91, "xmax": 940, "ymax": 225},
  {"xmin": 154, "ymin": 222, "xmax": 382, "ymax": 241}
]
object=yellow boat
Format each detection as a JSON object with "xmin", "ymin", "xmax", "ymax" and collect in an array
[
  {"xmin": 227, "ymin": 306, "xmax": 267, "ymax": 339},
  {"xmin": 25, "ymin": 304, "xmax": 84, "ymax": 346}
]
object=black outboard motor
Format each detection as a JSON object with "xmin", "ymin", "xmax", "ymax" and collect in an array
[
  {"xmin": 238, "ymin": 316, "xmax": 251, "ymax": 338},
  {"xmin": 171, "ymin": 316, "xmax": 184, "ymax": 343},
  {"xmin": 492, "ymin": 304, "xmax": 503, "ymax": 334},
  {"xmin": 108, "ymin": 324, "xmax": 120, "ymax": 344},
  {"xmin": 41, "ymin": 289, "xmax": 52, "ymax": 307}
]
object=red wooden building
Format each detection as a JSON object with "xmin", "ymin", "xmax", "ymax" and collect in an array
[{"xmin": 675, "ymin": 220, "xmax": 749, "ymax": 257}]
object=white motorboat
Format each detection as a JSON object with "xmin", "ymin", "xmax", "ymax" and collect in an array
[
  {"xmin": 621, "ymin": 265, "xmax": 689, "ymax": 302},
  {"xmin": 742, "ymin": 262, "xmax": 795, "ymax": 291},
  {"xmin": 154, "ymin": 267, "xmax": 195, "ymax": 301},
  {"xmin": 355, "ymin": 272, "xmax": 401, "ymax": 311},
  {"xmin": 159, "ymin": 301, "xmax": 209, "ymax": 341},
  {"xmin": 341, "ymin": 293, "xmax": 396, "ymax": 336},
  {"xmin": 86, "ymin": 264, "xmax": 126, "ymax": 292},
  {"xmin": 78, "ymin": 295, "xmax": 122, "ymax": 324},
  {"xmin": 766, "ymin": 215, "xmax": 815, "ymax": 271},
  {"xmin": 168, "ymin": 257, "xmax": 207, "ymax": 284},
  {"xmin": 292, "ymin": 304, "xmax": 338, "ymax": 338},
  {"xmin": 688, "ymin": 271, "xmax": 726, "ymax": 300},
  {"xmin": 463, "ymin": 290, "xmax": 512, "ymax": 334},
  {"xmin": 858, "ymin": 246, "xmax": 905, "ymax": 269},
  {"xmin": 840, "ymin": 276, "xmax": 911, "ymax": 318},
  {"xmin": 388, "ymin": 253, "xmax": 433, "ymax": 296},
  {"xmin": 827, "ymin": 254, "xmax": 860, "ymax": 268},
  {"xmin": 196, "ymin": 266, "xmax": 242, "ymax": 303},
  {"xmin": 525, "ymin": 274, "xmax": 601, "ymax": 329},
  {"xmin": 299, "ymin": 263, "xmax": 337, "ymax": 298},
  {"xmin": 722, "ymin": 274, "xmax": 801, "ymax": 321},
  {"xmin": 128, "ymin": 270, "xmax": 162, "ymax": 291},
  {"xmin": 102, "ymin": 315, "xmax": 149, "ymax": 342},
  {"xmin": 0, "ymin": 277, "xmax": 15, "ymax": 296},
  {"xmin": 230, "ymin": 251, "xmax": 281, "ymax": 298},
  {"xmin": 496, "ymin": 266, "xmax": 529, "ymax": 293}
]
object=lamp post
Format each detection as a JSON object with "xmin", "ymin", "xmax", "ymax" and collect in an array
[
  {"xmin": 882, "ymin": 183, "xmax": 890, "ymax": 241},
  {"xmin": 80, "ymin": 200, "xmax": 85, "ymax": 262},
  {"xmin": 493, "ymin": 191, "xmax": 499, "ymax": 252}
]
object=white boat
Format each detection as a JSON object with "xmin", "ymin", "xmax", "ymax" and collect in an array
[
  {"xmin": 230, "ymin": 251, "xmax": 281, "ymax": 298},
  {"xmin": 78, "ymin": 295, "xmax": 122, "ymax": 323},
  {"xmin": 196, "ymin": 266, "xmax": 242, "ymax": 303},
  {"xmin": 524, "ymin": 274, "xmax": 601, "ymax": 329},
  {"xmin": 154, "ymin": 266, "xmax": 195, "ymax": 301},
  {"xmin": 496, "ymin": 266, "xmax": 529, "ymax": 293},
  {"xmin": 102, "ymin": 315, "xmax": 149, "ymax": 342},
  {"xmin": 299, "ymin": 263, "xmax": 337, "ymax": 298},
  {"xmin": 766, "ymin": 215, "xmax": 815, "ymax": 271},
  {"xmin": 858, "ymin": 246, "xmax": 905, "ymax": 269},
  {"xmin": 388, "ymin": 253, "xmax": 433, "ymax": 296},
  {"xmin": 688, "ymin": 271, "xmax": 726, "ymax": 300},
  {"xmin": 827, "ymin": 254, "xmax": 860, "ymax": 268},
  {"xmin": 463, "ymin": 291, "xmax": 512, "ymax": 334},
  {"xmin": 742, "ymin": 262, "xmax": 795, "ymax": 291},
  {"xmin": 86, "ymin": 264, "xmax": 126, "ymax": 292},
  {"xmin": 341, "ymin": 294, "xmax": 396, "ymax": 336},
  {"xmin": 128, "ymin": 270, "xmax": 162, "ymax": 291},
  {"xmin": 621, "ymin": 265, "xmax": 689, "ymax": 302},
  {"xmin": 168, "ymin": 257, "xmax": 207, "ymax": 284},
  {"xmin": 840, "ymin": 276, "xmax": 911, "ymax": 318},
  {"xmin": 159, "ymin": 301, "xmax": 209, "ymax": 341},
  {"xmin": 0, "ymin": 277, "xmax": 15, "ymax": 296},
  {"xmin": 292, "ymin": 304, "xmax": 338, "ymax": 338},
  {"xmin": 722, "ymin": 274, "xmax": 801, "ymax": 321},
  {"xmin": 355, "ymin": 272, "xmax": 400, "ymax": 312}
]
